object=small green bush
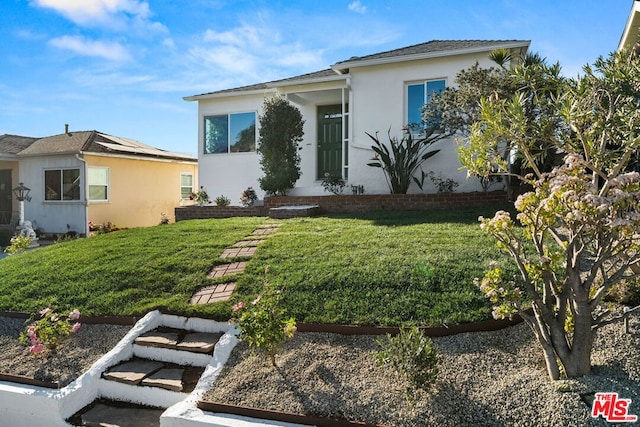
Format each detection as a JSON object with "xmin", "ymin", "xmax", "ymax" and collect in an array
[
  {"xmin": 376, "ymin": 326, "xmax": 439, "ymax": 390},
  {"xmin": 4, "ymin": 234, "xmax": 32, "ymax": 255},
  {"xmin": 215, "ymin": 195, "xmax": 231, "ymax": 207}
]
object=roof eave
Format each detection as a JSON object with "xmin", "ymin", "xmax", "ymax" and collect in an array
[
  {"xmin": 619, "ymin": 1, "xmax": 640, "ymax": 51},
  {"xmin": 267, "ymin": 73, "xmax": 347, "ymax": 89},
  {"xmin": 331, "ymin": 41, "xmax": 531, "ymax": 72},
  {"xmin": 183, "ymin": 87, "xmax": 277, "ymax": 102}
]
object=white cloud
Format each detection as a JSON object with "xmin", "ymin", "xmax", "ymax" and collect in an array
[
  {"xmin": 49, "ymin": 35, "xmax": 131, "ymax": 61},
  {"xmin": 30, "ymin": 0, "xmax": 166, "ymax": 34},
  {"xmin": 348, "ymin": 1, "xmax": 367, "ymax": 14}
]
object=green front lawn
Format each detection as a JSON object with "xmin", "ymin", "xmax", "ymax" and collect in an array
[{"xmin": 0, "ymin": 207, "xmax": 517, "ymax": 326}]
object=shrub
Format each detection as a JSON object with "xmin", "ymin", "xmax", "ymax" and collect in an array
[
  {"xmin": 428, "ymin": 172, "xmax": 459, "ymax": 193},
  {"xmin": 89, "ymin": 221, "xmax": 115, "ymax": 235},
  {"xmin": 189, "ymin": 186, "xmax": 210, "ymax": 206},
  {"xmin": 375, "ymin": 326, "xmax": 438, "ymax": 391},
  {"xmin": 257, "ymin": 96, "xmax": 305, "ymax": 195},
  {"xmin": 231, "ymin": 268, "xmax": 297, "ymax": 366},
  {"xmin": 366, "ymin": 128, "xmax": 440, "ymax": 194},
  {"xmin": 215, "ymin": 195, "xmax": 231, "ymax": 207},
  {"xmin": 321, "ymin": 173, "xmax": 346, "ymax": 195},
  {"xmin": 4, "ymin": 234, "xmax": 31, "ymax": 255},
  {"xmin": 240, "ymin": 187, "xmax": 258, "ymax": 207},
  {"xmin": 19, "ymin": 308, "xmax": 81, "ymax": 355}
]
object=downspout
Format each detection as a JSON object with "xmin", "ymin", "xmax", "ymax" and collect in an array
[{"xmin": 75, "ymin": 153, "xmax": 89, "ymax": 237}]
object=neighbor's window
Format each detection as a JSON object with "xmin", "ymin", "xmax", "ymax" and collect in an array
[
  {"xmin": 181, "ymin": 173, "xmax": 194, "ymax": 199},
  {"xmin": 44, "ymin": 168, "xmax": 80, "ymax": 201},
  {"xmin": 204, "ymin": 112, "xmax": 256, "ymax": 154},
  {"xmin": 88, "ymin": 167, "xmax": 109, "ymax": 201},
  {"xmin": 407, "ymin": 79, "xmax": 446, "ymax": 133}
]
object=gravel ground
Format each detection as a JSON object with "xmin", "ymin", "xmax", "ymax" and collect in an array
[
  {"xmin": 204, "ymin": 313, "xmax": 640, "ymax": 427},
  {"xmin": 0, "ymin": 316, "xmax": 131, "ymax": 387}
]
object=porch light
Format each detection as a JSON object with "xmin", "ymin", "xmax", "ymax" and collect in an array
[{"xmin": 13, "ymin": 182, "xmax": 31, "ymax": 202}]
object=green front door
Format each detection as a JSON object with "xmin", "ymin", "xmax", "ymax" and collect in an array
[
  {"xmin": 0, "ymin": 170, "xmax": 12, "ymax": 224},
  {"xmin": 317, "ymin": 105, "xmax": 343, "ymax": 179}
]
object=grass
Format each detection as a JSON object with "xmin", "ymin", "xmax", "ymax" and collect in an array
[{"xmin": 0, "ymin": 207, "xmax": 518, "ymax": 326}]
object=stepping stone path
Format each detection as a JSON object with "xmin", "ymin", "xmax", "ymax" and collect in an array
[
  {"xmin": 72, "ymin": 327, "xmax": 223, "ymax": 426},
  {"xmin": 190, "ymin": 222, "xmax": 282, "ymax": 305}
]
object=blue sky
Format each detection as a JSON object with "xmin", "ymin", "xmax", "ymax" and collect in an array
[{"xmin": 0, "ymin": 0, "xmax": 632, "ymax": 156}]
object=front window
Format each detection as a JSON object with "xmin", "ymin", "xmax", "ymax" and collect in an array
[
  {"xmin": 45, "ymin": 168, "xmax": 80, "ymax": 201},
  {"xmin": 88, "ymin": 167, "xmax": 109, "ymax": 201},
  {"xmin": 204, "ymin": 112, "xmax": 256, "ymax": 154},
  {"xmin": 407, "ymin": 79, "xmax": 446, "ymax": 133},
  {"xmin": 181, "ymin": 173, "xmax": 194, "ymax": 199}
]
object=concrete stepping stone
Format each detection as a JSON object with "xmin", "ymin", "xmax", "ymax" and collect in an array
[
  {"xmin": 135, "ymin": 331, "xmax": 179, "ymax": 349},
  {"xmin": 190, "ymin": 282, "xmax": 236, "ymax": 304},
  {"xmin": 233, "ymin": 239, "xmax": 265, "ymax": 247},
  {"xmin": 250, "ymin": 227, "xmax": 279, "ymax": 236},
  {"xmin": 176, "ymin": 332, "xmax": 222, "ymax": 354},
  {"xmin": 220, "ymin": 247, "xmax": 256, "ymax": 259},
  {"xmin": 140, "ymin": 368, "xmax": 185, "ymax": 392},
  {"xmin": 103, "ymin": 359, "xmax": 164, "ymax": 385},
  {"xmin": 208, "ymin": 262, "xmax": 247, "ymax": 278},
  {"xmin": 81, "ymin": 402, "xmax": 162, "ymax": 427}
]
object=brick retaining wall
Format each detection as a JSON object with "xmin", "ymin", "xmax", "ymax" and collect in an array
[
  {"xmin": 264, "ymin": 191, "xmax": 508, "ymax": 213},
  {"xmin": 175, "ymin": 191, "xmax": 508, "ymax": 221}
]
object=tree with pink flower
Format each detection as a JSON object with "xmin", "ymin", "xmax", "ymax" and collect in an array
[{"xmin": 464, "ymin": 48, "xmax": 640, "ymax": 379}]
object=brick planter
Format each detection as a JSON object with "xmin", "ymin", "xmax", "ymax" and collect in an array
[
  {"xmin": 264, "ymin": 191, "xmax": 507, "ymax": 214},
  {"xmin": 174, "ymin": 205, "xmax": 265, "ymax": 221},
  {"xmin": 175, "ymin": 191, "xmax": 509, "ymax": 221}
]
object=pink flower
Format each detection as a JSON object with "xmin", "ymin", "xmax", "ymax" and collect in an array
[
  {"xmin": 50, "ymin": 314, "xmax": 59, "ymax": 322},
  {"xmin": 69, "ymin": 309, "xmax": 80, "ymax": 321},
  {"xmin": 71, "ymin": 322, "xmax": 81, "ymax": 333},
  {"xmin": 232, "ymin": 301, "xmax": 245, "ymax": 312},
  {"xmin": 30, "ymin": 343, "xmax": 44, "ymax": 354},
  {"xmin": 27, "ymin": 325, "xmax": 37, "ymax": 339},
  {"xmin": 39, "ymin": 307, "xmax": 52, "ymax": 317}
]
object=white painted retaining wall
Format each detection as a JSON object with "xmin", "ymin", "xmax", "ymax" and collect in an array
[{"xmin": 0, "ymin": 311, "xmax": 238, "ymax": 427}]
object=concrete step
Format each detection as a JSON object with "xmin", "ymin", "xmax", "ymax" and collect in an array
[
  {"xmin": 135, "ymin": 327, "xmax": 221, "ymax": 354},
  {"xmin": 102, "ymin": 358, "xmax": 204, "ymax": 393},
  {"xmin": 70, "ymin": 400, "xmax": 163, "ymax": 427}
]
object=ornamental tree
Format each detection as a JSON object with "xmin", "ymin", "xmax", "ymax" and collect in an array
[
  {"xmin": 257, "ymin": 96, "xmax": 305, "ymax": 196},
  {"xmin": 467, "ymin": 48, "xmax": 640, "ymax": 380}
]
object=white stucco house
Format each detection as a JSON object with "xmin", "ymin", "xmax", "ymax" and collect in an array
[{"xmin": 184, "ymin": 40, "xmax": 530, "ymax": 202}]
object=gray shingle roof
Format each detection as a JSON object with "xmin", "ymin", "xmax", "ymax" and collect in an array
[
  {"xmin": 333, "ymin": 40, "xmax": 529, "ymax": 67},
  {"xmin": 184, "ymin": 39, "xmax": 529, "ymax": 99},
  {"xmin": 8, "ymin": 130, "xmax": 195, "ymax": 161},
  {"xmin": 0, "ymin": 134, "xmax": 39, "ymax": 155}
]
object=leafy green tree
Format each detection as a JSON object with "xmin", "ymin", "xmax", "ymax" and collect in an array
[
  {"xmin": 257, "ymin": 96, "xmax": 305, "ymax": 195},
  {"xmin": 469, "ymin": 49, "xmax": 640, "ymax": 380},
  {"xmin": 428, "ymin": 50, "xmax": 565, "ymax": 196}
]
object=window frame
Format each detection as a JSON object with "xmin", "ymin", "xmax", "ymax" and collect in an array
[
  {"xmin": 87, "ymin": 167, "xmax": 109, "ymax": 202},
  {"xmin": 44, "ymin": 168, "xmax": 81, "ymax": 202},
  {"xmin": 203, "ymin": 111, "xmax": 257, "ymax": 155},
  {"xmin": 406, "ymin": 78, "xmax": 447, "ymax": 134},
  {"xmin": 180, "ymin": 173, "xmax": 194, "ymax": 200}
]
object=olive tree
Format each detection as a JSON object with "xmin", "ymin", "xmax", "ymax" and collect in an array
[
  {"xmin": 257, "ymin": 96, "xmax": 305, "ymax": 196},
  {"xmin": 468, "ymin": 49, "xmax": 640, "ymax": 380}
]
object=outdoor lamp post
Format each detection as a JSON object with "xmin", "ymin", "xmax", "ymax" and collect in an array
[{"xmin": 12, "ymin": 182, "xmax": 31, "ymax": 226}]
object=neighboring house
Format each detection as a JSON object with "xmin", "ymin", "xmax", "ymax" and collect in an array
[
  {"xmin": 619, "ymin": 0, "xmax": 640, "ymax": 50},
  {"xmin": 0, "ymin": 129, "xmax": 197, "ymax": 235},
  {"xmin": 184, "ymin": 40, "xmax": 530, "ymax": 202}
]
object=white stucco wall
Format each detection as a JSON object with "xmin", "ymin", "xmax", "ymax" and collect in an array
[
  {"xmin": 18, "ymin": 154, "xmax": 87, "ymax": 234},
  {"xmin": 194, "ymin": 51, "xmax": 507, "ymax": 198},
  {"xmin": 196, "ymin": 93, "xmax": 267, "ymax": 204}
]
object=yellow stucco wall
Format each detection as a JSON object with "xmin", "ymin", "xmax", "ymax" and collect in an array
[{"xmin": 84, "ymin": 154, "xmax": 197, "ymax": 228}]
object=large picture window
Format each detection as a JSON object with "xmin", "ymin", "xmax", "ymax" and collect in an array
[
  {"xmin": 204, "ymin": 112, "xmax": 256, "ymax": 154},
  {"xmin": 407, "ymin": 79, "xmax": 446, "ymax": 133},
  {"xmin": 181, "ymin": 173, "xmax": 194, "ymax": 199},
  {"xmin": 88, "ymin": 167, "xmax": 109, "ymax": 201},
  {"xmin": 45, "ymin": 168, "xmax": 80, "ymax": 201}
]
